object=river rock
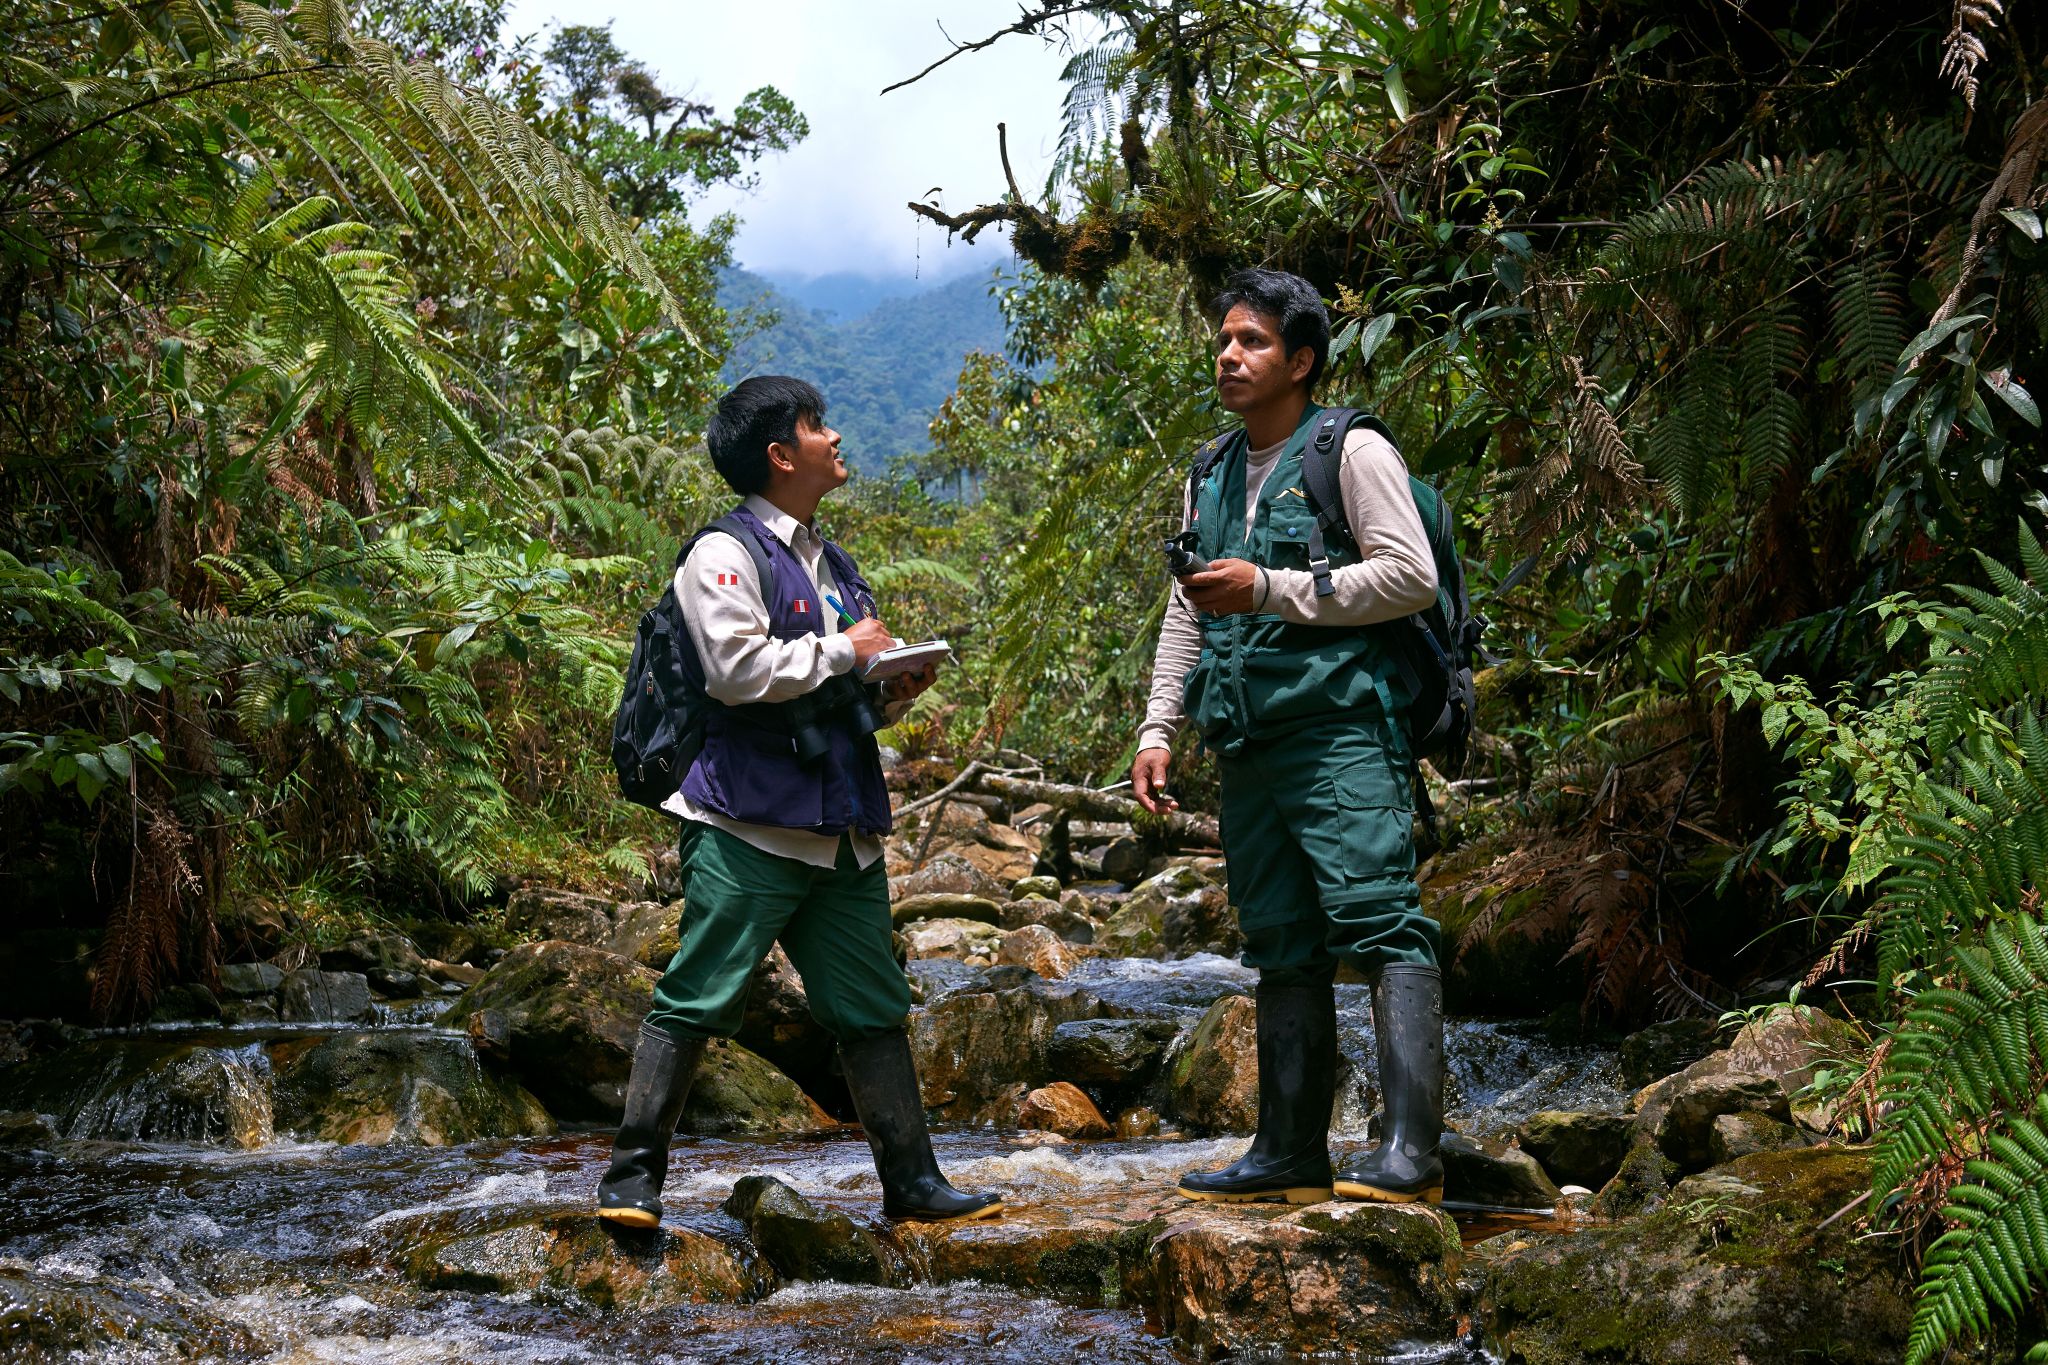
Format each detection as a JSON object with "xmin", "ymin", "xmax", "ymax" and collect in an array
[
  {"xmin": 1439, "ymin": 1133, "xmax": 1562, "ymax": 1209},
  {"xmin": 1160, "ymin": 884, "xmax": 1239, "ymax": 958},
  {"xmin": 0, "ymin": 1263, "xmax": 265, "ymax": 1360},
  {"xmin": 1096, "ymin": 864, "xmax": 1219, "ymax": 959},
  {"xmin": 1012, "ymin": 875, "xmax": 1061, "ymax": 899},
  {"xmin": 1478, "ymin": 1147, "xmax": 1914, "ymax": 1364},
  {"xmin": 734, "ymin": 944, "xmax": 836, "ymax": 1103},
  {"xmin": 411, "ymin": 921, "xmax": 486, "ymax": 966},
  {"xmin": 891, "ymin": 893, "xmax": 1004, "ymax": 929},
  {"xmin": 409, "ymin": 1207, "xmax": 768, "ymax": 1306},
  {"xmin": 995, "ymin": 924, "xmax": 1076, "ymax": 978},
  {"xmin": 368, "ymin": 967, "xmax": 422, "ymax": 998},
  {"xmin": 503, "ymin": 885, "xmax": 618, "ymax": 947},
  {"xmin": 1515, "ymin": 1110, "xmax": 1635, "ymax": 1190},
  {"xmin": 1720, "ymin": 1005, "xmax": 1861, "ymax": 1128},
  {"xmin": 1634, "ymin": 1069, "xmax": 1791, "ymax": 1171},
  {"xmin": 722, "ymin": 1175, "xmax": 902, "ymax": 1285},
  {"xmin": 1709, "ymin": 1110, "xmax": 1805, "ymax": 1164},
  {"xmin": 0, "ymin": 1036, "xmax": 274, "ymax": 1147},
  {"xmin": 1046, "ymin": 1018, "xmax": 1178, "ymax": 1091},
  {"xmin": 1590, "ymin": 1138, "xmax": 1680, "ymax": 1219},
  {"xmin": 1117, "ymin": 1106, "xmax": 1161, "ymax": 1138},
  {"xmin": 1166, "ymin": 994, "xmax": 1258, "ymax": 1133},
  {"xmin": 0, "ymin": 1109, "xmax": 59, "ymax": 1148},
  {"xmin": 439, "ymin": 941, "xmax": 655, "ymax": 1120},
  {"xmin": 1147, "ymin": 1198, "xmax": 1463, "ymax": 1357},
  {"xmin": 320, "ymin": 929, "xmax": 427, "ymax": 976},
  {"xmin": 998, "ymin": 898, "xmax": 1097, "ymax": 944},
  {"xmin": 278, "ymin": 969, "xmax": 374, "ymax": 1023},
  {"xmin": 1017, "ymin": 1082, "xmax": 1111, "ymax": 1138},
  {"xmin": 900, "ymin": 917, "xmax": 1004, "ymax": 964},
  {"xmin": 958, "ymin": 821, "xmax": 1041, "ymax": 884},
  {"xmin": 909, "ymin": 970, "xmax": 1104, "ymax": 1123},
  {"xmin": 683, "ymin": 1040, "xmax": 834, "ymax": 1135},
  {"xmin": 1619, "ymin": 1016, "xmax": 1723, "ymax": 1088},
  {"xmin": 218, "ymin": 961, "xmax": 283, "ymax": 997},
  {"xmin": 605, "ymin": 899, "xmax": 678, "ymax": 966},
  {"xmin": 421, "ymin": 958, "xmax": 482, "ymax": 988},
  {"xmin": 1096, "ymin": 899, "xmax": 1163, "ymax": 957},
  {"xmin": 267, "ymin": 1030, "xmax": 554, "ymax": 1145},
  {"xmin": 889, "ymin": 852, "xmax": 1010, "ymax": 904}
]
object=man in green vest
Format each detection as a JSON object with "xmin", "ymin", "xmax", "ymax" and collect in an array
[{"xmin": 1133, "ymin": 268, "xmax": 1446, "ymax": 1205}]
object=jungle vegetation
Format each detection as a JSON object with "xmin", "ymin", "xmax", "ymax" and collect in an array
[{"xmin": 3, "ymin": 0, "xmax": 2047, "ymax": 1354}]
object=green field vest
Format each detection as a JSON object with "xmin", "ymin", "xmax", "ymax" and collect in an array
[{"xmin": 1180, "ymin": 403, "xmax": 1400, "ymax": 754}]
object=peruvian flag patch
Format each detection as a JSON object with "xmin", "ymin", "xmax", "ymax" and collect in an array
[
  {"xmin": 716, "ymin": 572, "xmax": 739, "ymax": 586},
  {"xmin": 792, "ymin": 599, "xmax": 810, "ymax": 614}
]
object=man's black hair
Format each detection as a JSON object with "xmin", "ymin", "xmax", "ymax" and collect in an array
[
  {"xmin": 706, "ymin": 375, "xmax": 827, "ymax": 495},
  {"xmin": 1209, "ymin": 268, "xmax": 1331, "ymax": 390}
]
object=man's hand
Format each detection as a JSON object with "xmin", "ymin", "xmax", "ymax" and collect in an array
[
  {"xmin": 1180, "ymin": 558, "xmax": 1261, "ymax": 615},
  {"xmin": 845, "ymin": 617, "xmax": 896, "ymax": 668},
  {"xmin": 884, "ymin": 660, "xmax": 939, "ymax": 704},
  {"xmin": 1133, "ymin": 748, "xmax": 1178, "ymax": 814}
]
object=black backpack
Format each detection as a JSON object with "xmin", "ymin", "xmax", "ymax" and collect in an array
[
  {"xmin": 1186, "ymin": 408, "xmax": 1488, "ymax": 776},
  {"xmin": 611, "ymin": 514, "xmax": 776, "ymax": 811}
]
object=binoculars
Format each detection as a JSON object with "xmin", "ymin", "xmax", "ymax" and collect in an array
[
  {"xmin": 789, "ymin": 675, "xmax": 884, "ymax": 765},
  {"xmin": 1162, "ymin": 530, "xmax": 1212, "ymax": 578}
]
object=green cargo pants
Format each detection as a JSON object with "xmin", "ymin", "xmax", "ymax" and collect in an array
[
  {"xmin": 1218, "ymin": 712, "xmax": 1440, "ymax": 987},
  {"xmin": 643, "ymin": 821, "xmax": 911, "ymax": 1044}
]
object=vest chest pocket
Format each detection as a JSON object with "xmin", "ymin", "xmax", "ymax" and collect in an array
[{"xmin": 1262, "ymin": 502, "xmax": 1318, "ymax": 572}]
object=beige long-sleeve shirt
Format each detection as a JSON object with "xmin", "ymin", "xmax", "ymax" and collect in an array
[
  {"xmin": 660, "ymin": 493, "xmax": 890, "ymax": 870},
  {"xmin": 1137, "ymin": 425, "xmax": 1439, "ymax": 754}
]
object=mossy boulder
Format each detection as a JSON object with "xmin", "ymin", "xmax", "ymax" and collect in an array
[
  {"xmin": 1166, "ymin": 994, "xmax": 1258, "ymax": 1133},
  {"xmin": 440, "ymin": 940, "xmax": 654, "ymax": 1120},
  {"xmin": 503, "ymin": 886, "xmax": 619, "ymax": 948},
  {"xmin": 908, "ymin": 970, "xmax": 1104, "ymax": 1123},
  {"xmin": 722, "ymin": 1175, "xmax": 903, "ymax": 1285},
  {"xmin": 267, "ymin": 1030, "xmax": 554, "ymax": 1145},
  {"xmin": 407, "ymin": 1206, "xmax": 770, "ymax": 1307},
  {"xmin": 1516, "ymin": 1110, "xmax": 1635, "ymax": 1191},
  {"xmin": 1619, "ymin": 1017, "xmax": 1725, "ymax": 1089},
  {"xmin": 0, "ymin": 1035, "xmax": 274, "ymax": 1148},
  {"xmin": 683, "ymin": 1040, "xmax": 833, "ymax": 1135},
  {"xmin": 1479, "ymin": 1147, "xmax": 1913, "ymax": 1364}
]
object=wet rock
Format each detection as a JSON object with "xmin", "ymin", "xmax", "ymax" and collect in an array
[
  {"xmin": 1096, "ymin": 835, "xmax": 1150, "ymax": 885},
  {"xmin": 910, "ymin": 973, "xmax": 1104, "ymax": 1123},
  {"xmin": 147, "ymin": 982, "xmax": 222, "ymax": 1023},
  {"xmin": 683, "ymin": 1040, "xmax": 834, "ymax": 1135},
  {"xmin": 888, "ymin": 852, "xmax": 1010, "ymax": 904},
  {"xmin": 1011, "ymin": 875, "xmax": 1061, "ymax": 899},
  {"xmin": 217, "ymin": 961, "xmax": 283, "ymax": 997},
  {"xmin": 1166, "ymin": 994, "xmax": 1259, "ymax": 1134},
  {"xmin": 1440, "ymin": 1133, "xmax": 1562, "ymax": 1209},
  {"xmin": 1159, "ymin": 884, "xmax": 1239, "ymax": 959},
  {"xmin": 608, "ymin": 899, "xmax": 679, "ymax": 967},
  {"xmin": 1478, "ymin": 1147, "xmax": 1914, "ymax": 1364},
  {"xmin": 0, "ymin": 1263, "xmax": 265, "ymax": 1360},
  {"xmin": 0, "ymin": 1109, "xmax": 58, "ymax": 1148},
  {"xmin": 1116, "ymin": 1106, "xmax": 1162, "ymax": 1138},
  {"xmin": 320, "ymin": 929, "xmax": 427, "ymax": 976},
  {"xmin": 734, "ymin": 944, "xmax": 835, "ymax": 1103},
  {"xmin": 267, "ymin": 1031, "xmax": 553, "ymax": 1145},
  {"xmin": 1634, "ymin": 1070, "xmax": 1791, "ymax": 1171},
  {"xmin": 997, "ymin": 898, "xmax": 1098, "ymax": 944},
  {"xmin": 1017, "ymin": 1082, "xmax": 1111, "ymax": 1138},
  {"xmin": 722, "ymin": 1175, "xmax": 901, "ymax": 1285},
  {"xmin": 1590, "ymin": 1138, "xmax": 1680, "ymax": 1219},
  {"xmin": 1047, "ymin": 1018, "xmax": 1178, "ymax": 1091},
  {"xmin": 421, "ymin": 958, "xmax": 482, "ymax": 988},
  {"xmin": 278, "ymin": 969, "xmax": 374, "ymax": 1023},
  {"xmin": 0, "ymin": 1036, "xmax": 273, "ymax": 1147},
  {"xmin": 1096, "ymin": 864, "xmax": 1216, "ymax": 959},
  {"xmin": 1147, "ymin": 1198, "xmax": 1462, "ymax": 1358},
  {"xmin": 1709, "ymin": 1111, "xmax": 1806, "ymax": 1164},
  {"xmin": 410, "ymin": 1207, "xmax": 768, "ymax": 1306},
  {"xmin": 891, "ymin": 893, "xmax": 1003, "ymax": 929},
  {"xmin": 465, "ymin": 1008, "xmax": 512, "ymax": 1057},
  {"xmin": 410, "ymin": 921, "xmax": 485, "ymax": 967},
  {"xmin": 1619, "ymin": 1017, "xmax": 1723, "ymax": 1089},
  {"xmin": 440, "ymin": 941, "xmax": 657, "ymax": 1120},
  {"xmin": 503, "ymin": 885, "xmax": 618, "ymax": 948},
  {"xmin": 995, "ymin": 924, "xmax": 1077, "ymax": 979},
  {"xmin": 221, "ymin": 999, "xmax": 277, "ymax": 1027},
  {"xmin": 1515, "ymin": 1110, "xmax": 1635, "ymax": 1191},
  {"xmin": 368, "ymin": 967, "xmax": 422, "ymax": 998},
  {"xmin": 900, "ymin": 917, "xmax": 1004, "ymax": 964},
  {"xmin": 1095, "ymin": 899, "xmax": 1162, "ymax": 957}
]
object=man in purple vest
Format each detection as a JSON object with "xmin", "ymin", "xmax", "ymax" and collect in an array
[{"xmin": 596, "ymin": 375, "xmax": 1002, "ymax": 1228}]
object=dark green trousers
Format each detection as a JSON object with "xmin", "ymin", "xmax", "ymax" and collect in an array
[
  {"xmin": 1219, "ymin": 713, "xmax": 1440, "ymax": 987},
  {"xmin": 643, "ymin": 822, "xmax": 910, "ymax": 1043}
]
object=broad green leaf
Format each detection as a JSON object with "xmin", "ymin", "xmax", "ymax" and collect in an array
[
  {"xmin": 1383, "ymin": 64, "xmax": 1410, "ymax": 120},
  {"xmin": 1356, "ymin": 313, "xmax": 1397, "ymax": 368},
  {"xmin": 1982, "ymin": 373, "xmax": 2041, "ymax": 427},
  {"xmin": 1898, "ymin": 314, "xmax": 1987, "ymax": 369}
]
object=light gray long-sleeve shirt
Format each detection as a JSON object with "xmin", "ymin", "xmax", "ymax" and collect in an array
[
  {"xmin": 660, "ymin": 493, "xmax": 893, "ymax": 870},
  {"xmin": 1137, "ymin": 425, "xmax": 1438, "ymax": 754}
]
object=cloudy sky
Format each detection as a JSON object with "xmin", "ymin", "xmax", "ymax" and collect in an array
[{"xmin": 501, "ymin": 0, "xmax": 1087, "ymax": 282}]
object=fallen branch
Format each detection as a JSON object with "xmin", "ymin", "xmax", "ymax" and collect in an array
[{"xmin": 970, "ymin": 772, "xmax": 1220, "ymax": 847}]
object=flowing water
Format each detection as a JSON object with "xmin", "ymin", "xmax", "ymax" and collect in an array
[{"xmin": 1, "ymin": 958, "xmax": 1622, "ymax": 1362}]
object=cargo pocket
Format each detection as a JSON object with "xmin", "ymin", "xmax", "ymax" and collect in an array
[{"xmin": 1333, "ymin": 752, "xmax": 1414, "ymax": 881}]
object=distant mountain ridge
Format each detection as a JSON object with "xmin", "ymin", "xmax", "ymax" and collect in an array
[{"xmin": 718, "ymin": 267, "xmax": 1007, "ymax": 465}]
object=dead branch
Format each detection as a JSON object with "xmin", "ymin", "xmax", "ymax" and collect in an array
[
  {"xmin": 970, "ymin": 772, "xmax": 1220, "ymax": 847},
  {"xmin": 880, "ymin": 3, "xmax": 1101, "ymax": 96}
]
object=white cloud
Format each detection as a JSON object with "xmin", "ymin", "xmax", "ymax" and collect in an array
[{"xmin": 501, "ymin": 0, "xmax": 1083, "ymax": 280}]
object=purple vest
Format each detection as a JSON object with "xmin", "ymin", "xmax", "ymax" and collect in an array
[{"xmin": 677, "ymin": 508, "xmax": 894, "ymax": 838}]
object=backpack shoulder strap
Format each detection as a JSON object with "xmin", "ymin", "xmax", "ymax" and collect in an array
[
  {"xmin": 1301, "ymin": 407, "xmax": 1400, "ymax": 598},
  {"xmin": 678, "ymin": 511, "xmax": 778, "ymax": 602},
  {"xmin": 1183, "ymin": 430, "xmax": 1242, "ymax": 527}
]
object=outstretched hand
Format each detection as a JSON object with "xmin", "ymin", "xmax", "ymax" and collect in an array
[{"xmin": 1133, "ymin": 748, "xmax": 1178, "ymax": 814}]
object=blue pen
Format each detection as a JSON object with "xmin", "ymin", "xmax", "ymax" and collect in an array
[{"xmin": 822, "ymin": 591, "xmax": 860, "ymax": 627}]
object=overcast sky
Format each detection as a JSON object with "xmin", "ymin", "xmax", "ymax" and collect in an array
[{"xmin": 501, "ymin": 0, "xmax": 1085, "ymax": 282}]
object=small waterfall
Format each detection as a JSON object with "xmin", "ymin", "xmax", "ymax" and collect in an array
[{"xmin": 56, "ymin": 1038, "xmax": 275, "ymax": 1149}]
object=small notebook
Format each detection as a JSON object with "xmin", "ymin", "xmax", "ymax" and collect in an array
[{"xmin": 858, "ymin": 639, "xmax": 952, "ymax": 680}]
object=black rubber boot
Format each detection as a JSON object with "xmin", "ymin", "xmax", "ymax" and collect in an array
[
  {"xmin": 840, "ymin": 1029, "xmax": 1004, "ymax": 1222},
  {"xmin": 1334, "ymin": 964, "xmax": 1445, "ymax": 1204},
  {"xmin": 595, "ymin": 1023, "xmax": 705, "ymax": 1227},
  {"xmin": 1178, "ymin": 979, "xmax": 1338, "ymax": 1205}
]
